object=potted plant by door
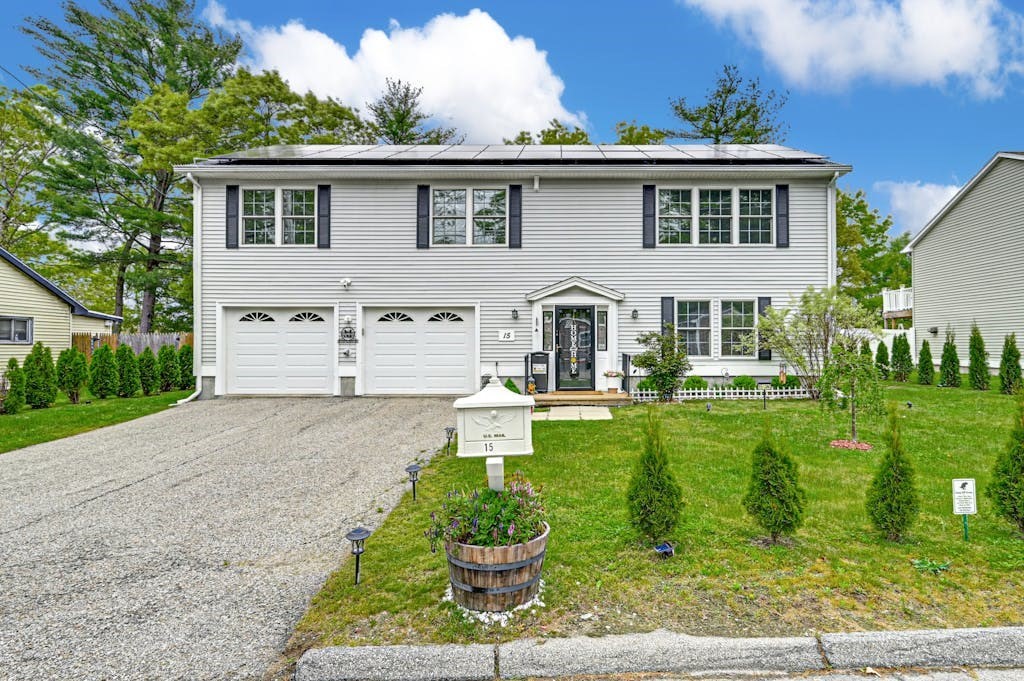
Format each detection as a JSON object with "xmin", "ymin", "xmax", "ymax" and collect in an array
[
  {"xmin": 604, "ymin": 369, "xmax": 625, "ymax": 393},
  {"xmin": 426, "ymin": 472, "xmax": 548, "ymax": 612}
]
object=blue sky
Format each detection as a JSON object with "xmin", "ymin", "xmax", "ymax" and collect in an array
[{"xmin": 2, "ymin": 0, "xmax": 1022, "ymax": 235}]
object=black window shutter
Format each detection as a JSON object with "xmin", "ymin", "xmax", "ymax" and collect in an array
[
  {"xmin": 225, "ymin": 185, "xmax": 239, "ymax": 249},
  {"xmin": 757, "ymin": 296, "xmax": 772, "ymax": 360},
  {"xmin": 643, "ymin": 185, "xmax": 656, "ymax": 248},
  {"xmin": 317, "ymin": 184, "xmax": 331, "ymax": 249},
  {"xmin": 661, "ymin": 296, "xmax": 674, "ymax": 334},
  {"xmin": 416, "ymin": 185, "xmax": 430, "ymax": 249},
  {"xmin": 508, "ymin": 184, "xmax": 522, "ymax": 248},
  {"xmin": 775, "ymin": 184, "xmax": 789, "ymax": 248}
]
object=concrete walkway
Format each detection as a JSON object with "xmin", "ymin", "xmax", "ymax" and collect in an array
[
  {"xmin": 532, "ymin": 405, "xmax": 613, "ymax": 421},
  {"xmin": 0, "ymin": 397, "xmax": 451, "ymax": 681}
]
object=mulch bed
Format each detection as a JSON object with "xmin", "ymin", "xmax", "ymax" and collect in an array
[{"xmin": 829, "ymin": 439, "xmax": 873, "ymax": 451}]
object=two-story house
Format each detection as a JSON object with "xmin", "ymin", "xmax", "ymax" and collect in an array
[{"xmin": 176, "ymin": 144, "xmax": 849, "ymax": 397}]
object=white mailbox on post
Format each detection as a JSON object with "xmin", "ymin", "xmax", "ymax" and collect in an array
[{"xmin": 453, "ymin": 376, "xmax": 535, "ymax": 491}]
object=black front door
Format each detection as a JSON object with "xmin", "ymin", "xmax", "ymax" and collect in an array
[{"xmin": 555, "ymin": 306, "xmax": 595, "ymax": 390}]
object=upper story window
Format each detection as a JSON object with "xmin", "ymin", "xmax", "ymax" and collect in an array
[
  {"xmin": 658, "ymin": 189, "xmax": 692, "ymax": 244},
  {"xmin": 739, "ymin": 189, "xmax": 773, "ymax": 244},
  {"xmin": 721, "ymin": 300, "xmax": 755, "ymax": 356},
  {"xmin": 432, "ymin": 187, "xmax": 507, "ymax": 245},
  {"xmin": 676, "ymin": 301, "xmax": 710, "ymax": 357},
  {"xmin": 241, "ymin": 188, "xmax": 317, "ymax": 246},
  {"xmin": 699, "ymin": 189, "xmax": 732, "ymax": 244},
  {"xmin": 0, "ymin": 316, "xmax": 32, "ymax": 344}
]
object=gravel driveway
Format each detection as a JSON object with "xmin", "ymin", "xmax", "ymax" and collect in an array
[{"xmin": 0, "ymin": 397, "xmax": 452, "ymax": 680}]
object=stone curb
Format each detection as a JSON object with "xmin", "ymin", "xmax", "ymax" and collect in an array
[
  {"xmin": 295, "ymin": 626, "xmax": 1024, "ymax": 681},
  {"xmin": 820, "ymin": 626, "xmax": 1024, "ymax": 669}
]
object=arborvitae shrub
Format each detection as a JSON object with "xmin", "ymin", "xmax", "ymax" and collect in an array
[
  {"xmin": 626, "ymin": 408, "xmax": 683, "ymax": 543},
  {"xmin": 861, "ymin": 341, "xmax": 873, "ymax": 358},
  {"xmin": 683, "ymin": 375, "xmax": 708, "ymax": 390},
  {"xmin": 138, "ymin": 347, "xmax": 159, "ymax": 396},
  {"xmin": 56, "ymin": 348, "xmax": 89, "ymax": 404},
  {"xmin": 998, "ymin": 334, "xmax": 1022, "ymax": 395},
  {"xmin": 743, "ymin": 429, "xmax": 805, "ymax": 543},
  {"xmin": 157, "ymin": 345, "xmax": 179, "ymax": 393},
  {"xmin": 866, "ymin": 408, "xmax": 920, "ymax": 541},
  {"xmin": 875, "ymin": 341, "xmax": 890, "ymax": 379},
  {"xmin": 987, "ymin": 401, "xmax": 1024, "ymax": 537},
  {"xmin": 968, "ymin": 323, "xmax": 990, "ymax": 391},
  {"xmin": 503, "ymin": 377, "xmax": 521, "ymax": 394},
  {"xmin": 177, "ymin": 344, "xmax": 194, "ymax": 390},
  {"xmin": 917, "ymin": 339, "xmax": 935, "ymax": 385},
  {"xmin": 115, "ymin": 344, "xmax": 141, "ymax": 398},
  {"xmin": 939, "ymin": 329, "xmax": 961, "ymax": 387},
  {"xmin": 891, "ymin": 334, "xmax": 913, "ymax": 382},
  {"xmin": 2, "ymin": 357, "xmax": 25, "ymax": 414},
  {"xmin": 89, "ymin": 344, "xmax": 118, "ymax": 398},
  {"xmin": 25, "ymin": 342, "xmax": 57, "ymax": 409}
]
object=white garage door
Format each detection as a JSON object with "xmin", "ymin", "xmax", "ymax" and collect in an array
[
  {"xmin": 226, "ymin": 307, "xmax": 334, "ymax": 395},
  {"xmin": 363, "ymin": 307, "xmax": 475, "ymax": 395}
]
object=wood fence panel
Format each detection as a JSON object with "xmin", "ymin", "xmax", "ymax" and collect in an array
[
  {"xmin": 72, "ymin": 332, "xmax": 192, "ymax": 359},
  {"xmin": 71, "ymin": 332, "xmax": 117, "ymax": 361}
]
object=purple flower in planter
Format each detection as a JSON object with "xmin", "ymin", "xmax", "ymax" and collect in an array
[{"xmin": 508, "ymin": 522, "xmax": 515, "ymax": 537}]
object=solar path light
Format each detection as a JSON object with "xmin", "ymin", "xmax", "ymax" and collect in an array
[
  {"xmin": 345, "ymin": 527, "xmax": 371, "ymax": 585},
  {"xmin": 405, "ymin": 463, "xmax": 422, "ymax": 501},
  {"xmin": 444, "ymin": 426, "xmax": 456, "ymax": 455}
]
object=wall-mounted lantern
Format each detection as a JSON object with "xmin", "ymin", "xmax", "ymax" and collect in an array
[
  {"xmin": 631, "ymin": 309, "xmax": 639, "ymax": 320},
  {"xmin": 511, "ymin": 309, "xmax": 519, "ymax": 320}
]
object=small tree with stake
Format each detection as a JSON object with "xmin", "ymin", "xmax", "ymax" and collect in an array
[
  {"xmin": 891, "ymin": 334, "xmax": 913, "ymax": 383},
  {"xmin": 968, "ymin": 323, "xmax": 990, "ymax": 391},
  {"xmin": 819, "ymin": 340, "xmax": 883, "ymax": 443},
  {"xmin": 866, "ymin": 406, "xmax": 920, "ymax": 541},
  {"xmin": 632, "ymin": 324, "xmax": 692, "ymax": 402},
  {"xmin": 626, "ymin": 408, "xmax": 683, "ymax": 545},
  {"xmin": 917, "ymin": 339, "xmax": 935, "ymax": 386},
  {"xmin": 939, "ymin": 327, "xmax": 961, "ymax": 387},
  {"xmin": 999, "ymin": 334, "xmax": 1022, "ymax": 395},
  {"xmin": 743, "ymin": 426, "xmax": 805, "ymax": 544},
  {"xmin": 987, "ymin": 400, "xmax": 1024, "ymax": 537}
]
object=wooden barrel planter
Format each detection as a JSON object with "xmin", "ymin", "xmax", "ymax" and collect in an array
[{"xmin": 445, "ymin": 523, "xmax": 549, "ymax": 612}]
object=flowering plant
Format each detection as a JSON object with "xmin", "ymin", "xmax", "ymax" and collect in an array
[
  {"xmin": 425, "ymin": 472, "xmax": 546, "ymax": 552},
  {"xmin": 603, "ymin": 370, "xmax": 625, "ymax": 378}
]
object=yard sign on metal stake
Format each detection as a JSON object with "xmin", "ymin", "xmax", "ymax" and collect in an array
[{"xmin": 952, "ymin": 478, "xmax": 977, "ymax": 541}]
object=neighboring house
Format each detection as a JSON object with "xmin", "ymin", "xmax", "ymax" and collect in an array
[
  {"xmin": 175, "ymin": 144, "xmax": 850, "ymax": 397},
  {"xmin": 0, "ymin": 247, "xmax": 121, "ymax": 367},
  {"xmin": 904, "ymin": 151, "xmax": 1024, "ymax": 369}
]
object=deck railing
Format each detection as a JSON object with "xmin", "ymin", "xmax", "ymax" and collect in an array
[{"xmin": 882, "ymin": 287, "xmax": 913, "ymax": 314}]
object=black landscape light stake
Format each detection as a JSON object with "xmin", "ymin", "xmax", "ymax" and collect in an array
[
  {"xmin": 345, "ymin": 527, "xmax": 371, "ymax": 585},
  {"xmin": 762, "ymin": 386, "xmax": 767, "ymax": 410},
  {"xmin": 405, "ymin": 463, "xmax": 422, "ymax": 501},
  {"xmin": 444, "ymin": 426, "xmax": 456, "ymax": 455}
]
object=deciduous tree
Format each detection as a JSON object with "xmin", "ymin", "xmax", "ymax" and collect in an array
[
  {"xmin": 836, "ymin": 189, "xmax": 910, "ymax": 315},
  {"xmin": 632, "ymin": 323, "xmax": 692, "ymax": 401},
  {"xmin": 819, "ymin": 341, "xmax": 883, "ymax": 443}
]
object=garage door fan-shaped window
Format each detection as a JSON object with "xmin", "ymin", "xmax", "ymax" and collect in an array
[
  {"xmin": 428, "ymin": 311, "xmax": 464, "ymax": 322},
  {"xmin": 289, "ymin": 312, "xmax": 325, "ymax": 322},
  {"xmin": 379, "ymin": 312, "xmax": 414, "ymax": 322},
  {"xmin": 239, "ymin": 311, "xmax": 275, "ymax": 322}
]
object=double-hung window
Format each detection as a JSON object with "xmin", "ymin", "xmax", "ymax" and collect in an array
[
  {"xmin": 699, "ymin": 189, "xmax": 732, "ymax": 244},
  {"xmin": 241, "ymin": 188, "xmax": 317, "ymax": 246},
  {"xmin": 739, "ymin": 189, "xmax": 773, "ymax": 244},
  {"xmin": 721, "ymin": 300, "xmax": 755, "ymax": 356},
  {"xmin": 432, "ymin": 188, "xmax": 507, "ymax": 245},
  {"xmin": 0, "ymin": 316, "xmax": 32, "ymax": 344},
  {"xmin": 658, "ymin": 189, "xmax": 692, "ymax": 244},
  {"xmin": 676, "ymin": 301, "xmax": 710, "ymax": 357}
]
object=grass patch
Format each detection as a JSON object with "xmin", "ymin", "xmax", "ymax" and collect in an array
[
  {"xmin": 0, "ymin": 390, "xmax": 190, "ymax": 454},
  {"xmin": 296, "ymin": 382, "xmax": 1024, "ymax": 649}
]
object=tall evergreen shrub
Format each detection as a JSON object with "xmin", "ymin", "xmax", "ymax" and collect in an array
[
  {"xmin": 626, "ymin": 408, "xmax": 684, "ymax": 544},
  {"xmin": 891, "ymin": 334, "xmax": 913, "ymax": 382},
  {"xmin": 115, "ymin": 344, "xmax": 141, "ymax": 398},
  {"xmin": 875, "ymin": 341, "xmax": 890, "ymax": 379},
  {"xmin": 987, "ymin": 400, "xmax": 1024, "ymax": 537},
  {"xmin": 25, "ymin": 342, "xmax": 57, "ymax": 409},
  {"xmin": 743, "ymin": 429, "xmax": 805, "ymax": 543},
  {"xmin": 89, "ymin": 344, "xmax": 118, "ymax": 398},
  {"xmin": 138, "ymin": 347, "xmax": 159, "ymax": 396},
  {"xmin": 917, "ymin": 339, "xmax": 935, "ymax": 385},
  {"xmin": 157, "ymin": 345, "xmax": 179, "ymax": 393},
  {"xmin": 866, "ymin": 407, "xmax": 920, "ymax": 541},
  {"xmin": 56, "ymin": 348, "xmax": 89, "ymax": 404},
  {"xmin": 2, "ymin": 357, "xmax": 26, "ymax": 414},
  {"xmin": 177, "ymin": 344, "xmax": 194, "ymax": 390},
  {"xmin": 860, "ymin": 341, "xmax": 873, "ymax": 359},
  {"xmin": 998, "ymin": 334, "xmax": 1022, "ymax": 395},
  {"xmin": 968, "ymin": 323, "xmax": 990, "ymax": 390},
  {"xmin": 939, "ymin": 328, "xmax": 961, "ymax": 387}
]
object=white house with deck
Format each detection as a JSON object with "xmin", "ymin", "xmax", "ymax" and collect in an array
[{"xmin": 176, "ymin": 144, "xmax": 849, "ymax": 397}]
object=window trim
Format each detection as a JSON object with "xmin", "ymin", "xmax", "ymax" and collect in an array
[
  {"xmin": 654, "ymin": 185, "xmax": 776, "ymax": 247},
  {"xmin": 239, "ymin": 186, "xmax": 318, "ymax": 248},
  {"xmin": 719, "ymin": 299, "xmax": 757, "ymax": 358},
  {"xmin": 430, "ymin": 185, "xmax": 509, "ymax": 247},
  {"xmin": 675, "ymin": 300, "xmax": 711, "ymax": 358},
  {"xmin": 0, "ymin": 316, "xmax": 33, "ymax": 344}
]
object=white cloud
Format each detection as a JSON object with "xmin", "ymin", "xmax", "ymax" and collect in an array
[
  {"xmin": 203, "ymin": 3, "xmax": 584, "ymax": 142},
  {"xmin": 682, "ymin": 0, "xmax": 1024, "ymax": 96},
  {"xmin": 874, "ymin": 180, "xmax": 961, "ymax": 234}
]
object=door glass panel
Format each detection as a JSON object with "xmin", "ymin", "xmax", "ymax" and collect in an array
[
  {"xmin": 542, "ymin": 310, "xmax": 553, "ymax": 351},
  {"xmin": 556, "ymin": 307, "xmax": 594, "ymax": 390}
]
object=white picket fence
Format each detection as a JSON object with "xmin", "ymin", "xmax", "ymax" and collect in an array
[{"xmin": 631, "ymin": 387, "xmax": 811, "ymax": 403}]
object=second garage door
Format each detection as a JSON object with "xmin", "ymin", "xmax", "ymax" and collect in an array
[{"xmin": 363, "ymin": 307, "xmax": 476, "ymax": 395}]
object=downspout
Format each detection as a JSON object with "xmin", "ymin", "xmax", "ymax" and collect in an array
[
  {"xmin": 176, "ymin": 171, "xmax": 203, "ymax": 405},
  {"xmin": 827, "ymin": 171, "xmax": 839, "ymax": 287}
]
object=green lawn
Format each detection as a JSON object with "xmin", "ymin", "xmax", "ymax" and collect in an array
[
  {"xmin": 294, "ymin": 382, "xmax": 1024, "ymax": 653},
  {"xmin": 0, "ymin": 390, "xmax": 190, "ymax": 454}
]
